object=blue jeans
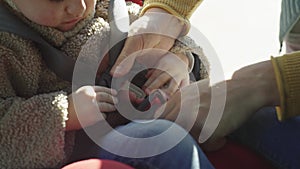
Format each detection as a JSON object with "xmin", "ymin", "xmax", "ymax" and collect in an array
[
  {"xmin": 230, "ymin": 107, "xmax": 300, "ymax": 169},
  {"xmin": 69, "ymin": 119, "xmax": 214, "ymax": 169}
]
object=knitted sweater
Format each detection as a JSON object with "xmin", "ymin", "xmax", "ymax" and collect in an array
[
  {"xmin": 0, "ymin": 0, "xmax": 208, "ymax": 168},
  {"xmin": 271, "ymin": 0, "xmax": 300, "ymax": 121},
  {"xmin": 141, "ymin": 0, "xmax": 203, "ymax": 35},
  {"xmin": 142, "ymin": 0, "xmax": 203, "ymax": 19},
  {"xmin": 271, "ymin": 52, "xmax": 300, "ymax": 121}
]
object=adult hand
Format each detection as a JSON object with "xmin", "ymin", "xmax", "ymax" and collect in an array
[
  {"xmin": 66, "ymin": 86, "xmax": 118, "ymax": 131},
  {"xmin": 110, "ymin": 7, "xmax": 185, "ymax": 77},
  {"xmin": 156, "ymin": 60, "xmax": 280, "ymax": 151},
  {"xmin": 155, "ymin": 79, "xmax": 211, "ymax": 140},
  {"xmin": 201, "ymin": 60, "xmax": 280, "ymax": 151},
  {"xmin": 155, "ymin": 78, "xmax": 228, "ymax": 151},
  {"xmin": 143, "ymin": 52, "xmax": 190, "ymax": 98}
]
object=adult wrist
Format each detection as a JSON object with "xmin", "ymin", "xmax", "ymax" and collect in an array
[
  {"xmin": 141, "ymin": 7, "xmax": 189, "ymax": 36},
  {"xmin": 231, "ymin": 60, "xmax": 279, "ymax": 110},
  {"xmin": 258, "ymin": 61, "xmax": 280, "ymax": 107},
  {"xmin": 141, "ymin": 0, "xmax": 203, "ymax": 19}
]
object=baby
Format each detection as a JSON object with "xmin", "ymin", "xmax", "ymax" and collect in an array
[{"xmin": 0, "ymin": 0, "xmax": 208, "ymax": 168}]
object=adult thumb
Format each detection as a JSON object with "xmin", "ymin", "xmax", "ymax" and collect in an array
[{"xmin": 110, "ymin": 37, "xmax": 140, "ymax": 77}]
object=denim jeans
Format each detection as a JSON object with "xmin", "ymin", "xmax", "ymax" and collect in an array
[
  {"xmin": 230, "ymin": 107, "xmax": 300, "ymax": 169},
  {"xmin": 69, "ymin": 119, "xmax": 214, "ymax": 169}
]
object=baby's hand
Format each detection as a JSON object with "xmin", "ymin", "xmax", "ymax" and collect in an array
[
  {"xmin": 66, "ymin": 86, "xmax": 118, "ymax": 131},
  {"xmin": 94, "ymin": 86, "xmax": 118, "ymax": 112},
  {"xmin": 143, "ymin": 53, "xmax": 190, "ymax": 98}
]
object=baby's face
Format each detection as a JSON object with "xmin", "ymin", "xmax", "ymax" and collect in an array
[{"xmin": 12, "ymin": 0, "xmax": 96, "ymax": 31}]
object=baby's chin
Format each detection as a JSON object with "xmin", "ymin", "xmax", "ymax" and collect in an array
[
  {"xmin": 56, "ymin": 12, "xmax": 94, "ymax": 32},
  {"xmin": 55, "ymin": 23, "xmax": 78, "ymax": 32}
]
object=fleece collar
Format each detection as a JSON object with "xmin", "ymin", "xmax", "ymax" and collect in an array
[{"xmin": 2, "ymin": 0, "xmax": 96, "ymax": 47}]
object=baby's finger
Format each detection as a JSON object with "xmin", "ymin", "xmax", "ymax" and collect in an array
[
  {"xmin": 96, "ymin": 92, "xmax": 118, "ymax": 104},
  {"xmin": 98, "ymin": 103, "xmax": 116, "ymax": 112},
  {"xmin": 93, "ymin": 86, "xmax": 118, "ymax": 95}
]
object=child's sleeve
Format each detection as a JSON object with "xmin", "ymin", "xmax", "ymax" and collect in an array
[
  {"xmin": 0, "ymin": 47, "xmax": 75, "ymax": 168},
  {"xmin": 170, "ymin": 36, "xmax": 209, "ymax": 80}
]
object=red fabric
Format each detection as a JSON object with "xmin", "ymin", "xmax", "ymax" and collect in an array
[
  {"xmin": 62, "ymin": 159, "xmax": 135, "ymax": 169},
  {"xmin": 126, "ymin": 0, "xmax": 143, "ymax": 6},
  {"xmin": 206, "ymin": 140, "xmax": 276, "ymax": 169},
  {"xmin": 62, "ymin": 141, "xmax": 276, "ymax": 169}
]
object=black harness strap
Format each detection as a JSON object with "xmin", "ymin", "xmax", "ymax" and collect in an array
[{"xmin": 0, "ymin": 4, "xmax": 75, "ymax": 82}]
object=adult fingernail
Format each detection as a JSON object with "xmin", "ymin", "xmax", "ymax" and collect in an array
[
  {"xmin": 114, "ymin": 97, "xmax": 119, "ymax": 104},
  {"xmin": 145, "ymin": 88, "xmax": 151, "ymax": 94},
  {"xmin": 114, "ymin": 66, "xmax": 123, "ymax": 74},
  {"xmin": 111, "ymin": 89, "xmax": 118, "ymax": 95}
]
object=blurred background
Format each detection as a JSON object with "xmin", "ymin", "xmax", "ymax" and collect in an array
[{"xmin": 189, "ymin": 0, "xmax": 282, "ymax": 78}]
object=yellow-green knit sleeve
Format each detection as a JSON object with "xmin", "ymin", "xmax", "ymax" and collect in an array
[
  {"xmin": 141, "ymin": 0, "xmax": 203, "ymax": 19},
  {"xmin": 271, "ymin": 52, "xmax": 300, "ymax": 121},
  {"xmin": 140, "ymin": 0, "xmax": 203, "ymax": 35}
]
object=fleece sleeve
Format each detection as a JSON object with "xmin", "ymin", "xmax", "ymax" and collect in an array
[{"xmin": 0, "ymin": 47, "xmax": 73, "ymax": 169}]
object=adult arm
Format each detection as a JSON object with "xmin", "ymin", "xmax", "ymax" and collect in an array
[
  {"xmin": 111, "ymin": 0, "xmax": 204, "ymax": 76},
  {"xmin": 270, "ymin": 52, "xmax": 300, "ymax": 120},
  {"xmin": 157, "ymin": 52, "xmax": 300, "ymax": 150},
  {"xmin": 202, "ymin": 52, "xmax": 300, "ymax": 149}
]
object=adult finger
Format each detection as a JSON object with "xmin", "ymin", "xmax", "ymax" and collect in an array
[
  {"xmin": 180, "ymin": 77, "xmax": 190, "ymax": 88},
  {"xmin": 160, "ymin": 79, "xmax": 179, "ymax": 98},
  {"xmin": 143, "ymin": 69, "xmax": 164, "ymax": 88},
  {"xmin": 145, "ymin": 72, "xmax": 171, "ymax": 94},
  {"xmin": 110, "ymin": 36, "xmax": 142, "ymax": 77},
  {"xmin": 154, "ymin": 91, "xmax": 181, "ymax": 119}
]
